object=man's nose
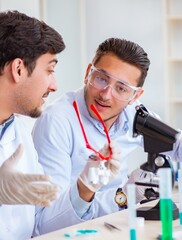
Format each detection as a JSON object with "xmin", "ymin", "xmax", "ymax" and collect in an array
[
  {"xmin": 48, "ymin": 75, "xmax": 58, "ymax": 92},
  {"xmin": 99, "ymin": 85, "xmax": 113, "ymax": 99}
]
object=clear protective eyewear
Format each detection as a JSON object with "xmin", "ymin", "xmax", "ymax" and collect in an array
[
  {"xmin": 88, "ymin": 65, "xmax": 141, "ymax": 102},
  {"xmin": 73, "ymin": 100, "xmax": 112, "ymax": 160}
]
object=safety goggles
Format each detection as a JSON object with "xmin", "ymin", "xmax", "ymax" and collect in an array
[
  {"xmin": 73, "ymin": 100, "xmax": 112, "ymax": 160},
  {"xmin": 88, "ymin": 65, "xmax": 141, "ymax": 101}
]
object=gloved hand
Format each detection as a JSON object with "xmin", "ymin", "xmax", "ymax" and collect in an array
[
  {"xmin": 0, "ymin": 144, "xmax": 60, "ymax": 206},
  {"xmin": 79, "ymin": 140, "xmax": 122, "ymax": 192},
  {"xmin": 123, "ymin": 168, "xmax": 154, "ymax": 203}
]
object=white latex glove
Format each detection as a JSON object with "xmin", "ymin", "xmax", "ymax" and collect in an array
[
  {"xmin": 0, "ymin": 144, "xmax": 60, "ymax": 206},
  {"xmin": 123, "ymin": 168, "xmax": 154, "ymax": 203},
  {"xmin": 79, "ymin": 140, "xmax": 122, "ymax": 192}
]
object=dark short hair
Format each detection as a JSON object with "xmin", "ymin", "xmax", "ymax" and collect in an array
[
  {"xmin": 0, "ymin": 10, "xmax": 65, "ymax": 75},
  {"xmin": 92, "ymin": 38, "xmax": 150, "ymax": 87}
]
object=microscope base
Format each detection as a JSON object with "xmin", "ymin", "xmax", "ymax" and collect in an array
[{"xmin": 137, "ymin": 200, "xmax": 179, "ymax": 220}]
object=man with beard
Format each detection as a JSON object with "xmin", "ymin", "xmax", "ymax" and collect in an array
[{"xmin": 0, "ymin": 12, "xmax": 121, "ymax": 239}]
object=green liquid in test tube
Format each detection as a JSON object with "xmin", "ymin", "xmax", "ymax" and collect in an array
[
  {"xmin": 159, "ymin": 168, "xmax": 173, "ymax": 240},
  {"xmin": 127, "ymin": 184, "xmax": 137, "ymax": 240},
  {"xmin": 160, "ymin": 199, "xmax": 173, "ymax": 238},
  {"xmin": 180, "ymin": 212, "xmax": 182, "ymax": 225}
]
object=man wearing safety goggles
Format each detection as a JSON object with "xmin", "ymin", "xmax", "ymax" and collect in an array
[
  {"xmin": 32, "ymin": 37, "xmax": 182, "ymax": 233},
  {"xmin": 87, "ymin": 64, "xmax": 141, "ymax": 102}
]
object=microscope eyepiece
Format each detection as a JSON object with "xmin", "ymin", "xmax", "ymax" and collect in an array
[{"xmin": 133, "ymin": 104, "xmax": 179, "ymax": 153}]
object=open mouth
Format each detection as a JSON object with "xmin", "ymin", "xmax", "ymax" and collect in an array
[
  {"xmin": 95, "ymin": 99, "xmax": 111, "ymax": 109},
  {"xmin": 41, "ymin": 92, "xmax": 50, "ymax": 103}
]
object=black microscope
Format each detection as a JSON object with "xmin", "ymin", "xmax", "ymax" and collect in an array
[{"xmin": 133, "ymin": 104, "xmax": 180, "ymax": 220}]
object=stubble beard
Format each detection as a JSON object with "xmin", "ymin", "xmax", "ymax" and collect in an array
[
  {"xmin": 29, "ymin": 107, "xmax": 42, "ymax": 118},
  {"xmin": 18, "ymin": 105, "xmax": 42, "ymax": 118}
]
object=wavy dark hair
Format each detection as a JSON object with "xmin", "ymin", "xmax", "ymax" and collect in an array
[
  {"xmin": 0, "ymin": 10, "xmax": 65, "ymax": 76},
  {"xmin": 92, "ymin": 38, "xmax": 150, "ymax": 87}
]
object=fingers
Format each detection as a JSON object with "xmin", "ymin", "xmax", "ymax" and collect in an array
[
  {"xmin": 95, "ymin": 141, "xmax": 122, "ymax": 161},
  {"xmin": 17, "ymin": 182, "xmax": 60, "ymax": 206},
  {"xmin": 12, "ymin": 144, "xmax": 24, "ymax": 160},
  {"xmin": 3, "ymin": 144, "xmax": 24, "ymax": 168},
  {"xmin": 18, "ymin": 191, "xmax": 59, "ymax": 206},
  {"xmin": 109, "ymin": 140, "xmax": 122, "ymax": 158},
  {"xmin": 0, "ymin": 181, "xmax": 60, "ymax": 205},
  {"xmin": 30, "ymin": 182, "xmax": 60, "ymax": 194},
  {"xmin": 22, "ymin": 173, "xmax": 52, "ymax": 182},
  {"xmin": 99, "ymin": 142, "xmax": 109, "ymax": 156},
  {"xmin": 31, "ymin": 192, "xmax": 59, "ymax": 206},
  {"xmin": 107, "ymin": 159, "xmax": 121, "ymax": 174}
]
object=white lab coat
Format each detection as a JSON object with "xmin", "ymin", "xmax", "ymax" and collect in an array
[
  {"xmin": 0, "ymin": 116, "xmax": 40, "ymax": 240},
  {"xmin": 0, "ymin": 115, "xmax": 87, "ymax": 239}
]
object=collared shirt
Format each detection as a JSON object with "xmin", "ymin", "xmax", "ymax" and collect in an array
[
  {"xmin": 32, "ymin": 87, "xmax": 143, "ymax": 218},
  {"xmin": 32, "ymin": 87, "xmax": 182, "ymax": 228},
  {"xmin": 0, "ymin": 115, "xmax": 14, "ymax": 140}
]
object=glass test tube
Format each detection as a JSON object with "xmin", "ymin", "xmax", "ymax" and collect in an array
[
  {"xmin": 127, "ymin": 184, "xmax": 137, "ymax": 240},
  {"xmin": 158, "ymin": 168, "xmax": 173, "ymax": 240},
  {"xmin": 178, "ymin": 169, "xmax": 182, "ymax": 225}
]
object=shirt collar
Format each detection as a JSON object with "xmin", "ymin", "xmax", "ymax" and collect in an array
[{"xmin": 0, "ymin": 115, "xmax": 15, "ymax": 140}]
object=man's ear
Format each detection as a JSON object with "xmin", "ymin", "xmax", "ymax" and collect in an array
[
  {"xmin": 128, "ymin": 88, "xmax": 144, "ymax": 105},
  {"xmin": 84, "ymin": 63, "xmax": 92, "ymax": 84},
  {"xmin": 11, "ymin": 58, "xmax": 25, "ymax": 83}
]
